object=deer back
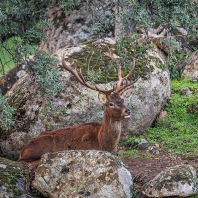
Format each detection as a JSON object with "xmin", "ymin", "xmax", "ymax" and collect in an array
[{"xmin": 18, "ymin": 122, "xmax": 102, "ymax": 163}]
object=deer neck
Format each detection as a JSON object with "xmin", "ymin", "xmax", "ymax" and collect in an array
[{"xmin": 98, "ymin": 108, "xmax": 122, "ymax": 152}]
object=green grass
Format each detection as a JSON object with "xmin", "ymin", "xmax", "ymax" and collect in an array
[
  {"xmin": 119, "ymin": 148, "xmax": 153, "ymax": 158},
  {"xmin": 0, "ymin": 37, "xmax": 22, "ymax": 75},
  {"xmin": 119, "ymin": 78, "xmax": 198, "ymax": 158},
  {"xmin": 0, "ymin": 37, "xmax": 36, "ymax": 76}
]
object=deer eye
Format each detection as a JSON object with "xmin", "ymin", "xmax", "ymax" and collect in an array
[{"xmin": 109, "ymin": 102, "xmax": 114, "ymax": 107}]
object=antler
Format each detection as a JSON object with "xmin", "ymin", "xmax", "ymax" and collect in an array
[
  {"xmin": 104, "ymin": 45, "xmax": 139, "ymax": 93},
  {"xmin": 62, "ymin": 53, "xmax": 114, "ymax": 96}
]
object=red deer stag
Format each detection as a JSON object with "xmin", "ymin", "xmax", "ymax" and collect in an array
[{"xmin": 18, "ymin": 46, "xmax": 139, "ymax": 165}]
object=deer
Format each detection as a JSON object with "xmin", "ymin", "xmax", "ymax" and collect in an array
[{"xmin": 17, "ymin": 46, "xmax": 139, "ymax": 165}]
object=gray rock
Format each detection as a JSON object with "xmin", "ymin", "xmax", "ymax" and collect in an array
[
  {"xmin": 16, "ymin": 70, "xmax": 26, "ymax": 78},
  {"xmin": 147, "ymin": 145, "xmax": 160, "ymax": 155},
  {"xmin": 0, "ymin": 157, "xmax": 33, "ymax": 198},
  {"xmin": 32, "ymin": 150, "xmax": 133, "ymax": 198},
  {"xmin": 48, "ymin": 39, "xmax": 171, "ymax": 138},
  {"xmin": 180, "ymin": 87, "xmax": 193, "ymax": 96},
  {"xmin": 142, "ymin": 164, "xmax": 197, "ymax": 197},
  {"xmin": 137, "ymin": 139, "xmax": 149, "ymax": 151},
  {"xmin": 174, "ymin": 49, "xmax": 198, "ymax": 81},
  {"xmin": 0, "ymin": 132, "xmax": 31, "ymax": 160},
  {"xmin": 38, "ymin": 0, "xmax": 114, "ymax": 52},
  {"xmin": 135, "ymin": 139, "xmax": 159, "ymax": 154}
]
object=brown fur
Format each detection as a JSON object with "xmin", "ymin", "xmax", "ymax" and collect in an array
[{"xmin": 18, "ymin": 93, "xmax": 131, "ymax": 165}]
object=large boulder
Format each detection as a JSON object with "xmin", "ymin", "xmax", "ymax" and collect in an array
[
  {"xmin": 32, "ymin": 150, "xmax": 133, "ymax": 198},
  {"xmin": 142, "ymin": 164, "xmax": 197, "ymax": 197}
]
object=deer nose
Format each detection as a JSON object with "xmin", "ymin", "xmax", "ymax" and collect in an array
[{"xmin": 125, "ymin": 109, "xmax": 131, "ymax": 115}]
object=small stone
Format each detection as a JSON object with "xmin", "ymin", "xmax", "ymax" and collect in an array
[
  {"xmin": 0, "ymin": 164, "xmax": 7, "ymax": 169},
  {"xmin": 180, "ymin": 87, "xmax": 193, "ymax": 96},
  {"xmin": 138, "ymin": 139, "xmax": 149, "ymax": 151},
  {"xmin": 16, "ymin": 70, "xmax": 26, "ymax": 78}
]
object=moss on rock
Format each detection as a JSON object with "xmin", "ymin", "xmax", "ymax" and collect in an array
[{"xmin": 0, "ymin": 157, "xmax": 27, "ymax": 197}]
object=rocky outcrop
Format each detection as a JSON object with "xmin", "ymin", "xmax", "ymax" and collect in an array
[
  {"xmin": 174, "ymin": 49, "xmax": 198, "ymax": 81},
  {"xmin": 0, "ymin": 157, "xmax": 33, "ymax": 198},
  {"xmin": 0, "ymin": 154, "xmax": 197, "ymax": 198},
  {"xmin": 32, "ymin": 150, "xmax": 133, "ymax": 198},
  {"xmin": 38, "ymin": 0, "xmax": 113, "ymax": 52},
  {"xmin": 128, "ymin": 138, "xmax": 159, "ymax": 155},
  {"xmin": 142, "ymin": 164, "xmax": 197, "ymax": 197}
]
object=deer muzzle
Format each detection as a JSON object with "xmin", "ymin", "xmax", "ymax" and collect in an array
[{"xmin": 123, "ymin": 108, "xmax": 131, "ymax": 118}]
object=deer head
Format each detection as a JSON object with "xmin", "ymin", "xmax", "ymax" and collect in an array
[{"xmin": 98, "ymin": 92, "xmax": 131, "ymax": 121}]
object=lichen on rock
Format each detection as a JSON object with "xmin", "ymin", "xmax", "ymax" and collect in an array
[
  {"xmin": 0, "ymin": 157, "xmax": 32, "ymax": 198},
  {"xmin": 33, "ymin": 150, "xmax": 133, "ymax": 198},
  {"xmin": 142, "ymin": 164, "xmax": 197, "ymax": 197}
]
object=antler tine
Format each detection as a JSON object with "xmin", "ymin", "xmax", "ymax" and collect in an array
[
  {"xmin": 123, "ymin": 75, "xmax": 140, "ymax": 88},
  {"xmin": 62, "ymin": 54, "xmax": 85, "ymax": 85},
  {"xmin": 104, "ymin": 46, "xmax": 139, "ymax": 93},
  {"xmin": 115, "ymin": 59, "xmax": 140, "ymax": 92},
  {"xmin": 79, "ymin": 68, "xmax": 104, "ymax": 92},
  {"xmin": 103, "ymin": 45, "xmax": 122, "ymax": 69},
  {"xmin": 103, "ymin": 45, "xmax": 123, "ymax": 87},
  {"xmin": 62, "ymin": 53, "xmax": 114, "ymax": 95},
  {"xmin": 122, "ymin": 59, "xmax": 135, "ymax": 80}
]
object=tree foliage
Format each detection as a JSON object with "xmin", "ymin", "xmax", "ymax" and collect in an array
[
  {"xmin": 0, "ymin": 91, "xmax": 15, "ymax": 131},
  {"xmin": 88, "ymin": 0, "xmax": 198, "ymax": 78},
  {"xmin": 0, "ymin": 0, "xmax": 52, "ymax": 76},
  {"xmin": 0, "ymin": 0, "xmax": 63, "ymax": 130},
  {"xmin": 32, "ymin": 52, "xmax": 64, "ymax": 95},
  {"xmin": 0, "ymin": 0, "xmax": 50, "ymax": 39},
  {"xmin": 0, "ymin": 0, "xmax": 198, "ymax": 131},
  {"xmin": 131, "ymin": 0, "xmax": 197, "ymax": 32},
  {"xmin": 58, "ymin": 0, "xmax": 80, "ymax": 12}
]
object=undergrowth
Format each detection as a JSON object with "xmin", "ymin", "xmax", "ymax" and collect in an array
[{"xmin": 119, "ymin": 78, "xmax": 198, "ymax": 158}]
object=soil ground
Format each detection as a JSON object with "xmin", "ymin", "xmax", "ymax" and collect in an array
[{"xmin": 121, "ymin": 150, "xmax": 198, "ymax": 198}]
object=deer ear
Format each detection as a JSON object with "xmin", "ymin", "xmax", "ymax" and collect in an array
[{"xmin": 98, "ymin": 92, "xmax": 107, "ymax": 104}]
